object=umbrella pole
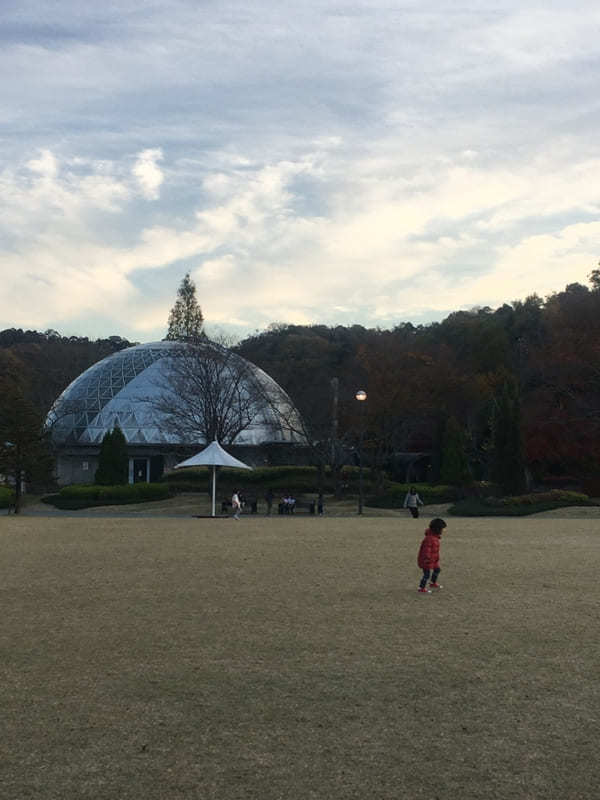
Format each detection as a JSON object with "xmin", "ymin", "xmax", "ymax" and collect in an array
[{"xmin": 212, "ymin": 464, "xmax": 216, "ymax": 517}]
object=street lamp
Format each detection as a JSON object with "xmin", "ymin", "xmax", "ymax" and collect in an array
[{"xmin": 355, "ymin": 389, "xmax": 367, "ymax": 514}]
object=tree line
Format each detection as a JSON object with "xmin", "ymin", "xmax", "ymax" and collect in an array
[
  {"xmin": 235, "ymin": 275, "xmax": 600, "ymax": 494},
  {"xmin": 2, "ymin": 273, "xmax": 600, "ymax": 510}
]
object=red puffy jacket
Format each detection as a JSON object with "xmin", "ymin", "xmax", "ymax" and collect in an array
[{"xmin": 417, "ymin": 529, "xmax": 441, "ymax": 570}]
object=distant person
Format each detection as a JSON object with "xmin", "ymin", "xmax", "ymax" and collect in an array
[
  {"xmin": 403, "ymin": 486, "xmax": 424, "ymax": 518},
  {"xmin": 417, "ymin": 518, "xmax": 447, "ymax": 593},
  {"xmin": 317, "ymin": 492, "xmax": 324, "ymax": 515},
  {"xmin": 231, "ymin": 490, "xmax": 242, "ymax": 520},
  {"xmin": 265, "ymin": 488, "xmax": 274, "ymax": 515}
]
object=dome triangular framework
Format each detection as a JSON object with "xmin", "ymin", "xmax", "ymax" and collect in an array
[{"xmin": 47, "ymin": 341, "xmax": 307, "ymax": 448}]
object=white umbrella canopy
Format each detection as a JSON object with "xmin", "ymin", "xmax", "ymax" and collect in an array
[{"xmin": 174, "ymin": 440, "xmax": 252, "ymax": 517}]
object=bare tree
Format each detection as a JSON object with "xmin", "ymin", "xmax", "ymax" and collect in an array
[
  {"xmin": 150, "ymin": 340, "xmax": 279, "ymax": 445},
  {"xmin": 256, "ymin": 375, "xmax": 350, "ymax": 493}
]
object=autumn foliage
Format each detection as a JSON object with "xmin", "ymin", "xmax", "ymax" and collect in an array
[{"xmin": 2, "ymin": 277, "xmax": 600, "ymax": 492}]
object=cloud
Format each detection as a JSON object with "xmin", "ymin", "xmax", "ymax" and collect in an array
[
  {"xmin": 465, "ymin": 221, "xmax": 600, "ymax": 306},
  {"xmin": 27, "ymin": 149, "xmax": 58, "ymax": 177},
  {"xmin": 475, "ymin": 8, "xmax": 600, "ymax": 70},
  {"xmin": 132, "ymin": 149, "xmax": 164, "ymax": 200},
  {"xmin": 1, "ymin": 2, "xmax": 599, "ymax": 340},
  {"xmin": 2, "ymin": 141, "xmax": 598, "ymax": 339}
]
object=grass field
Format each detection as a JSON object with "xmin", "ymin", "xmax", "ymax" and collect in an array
[{"xmin": 1, "ymin": 515, "xmax": 598, "ymax": 799}]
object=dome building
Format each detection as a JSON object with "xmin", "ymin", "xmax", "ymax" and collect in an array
[{"xmin": 48, "ymin": 341, "xmax": 306, "ymax": 485}]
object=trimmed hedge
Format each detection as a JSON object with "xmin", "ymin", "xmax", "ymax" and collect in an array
[
  {"xmin": 0, "ymin": 486, "xmax": 16, "ymax": 509},
  {"xmin": 43, "ymin": 483, "xmax": 171, "ymax": 510},
  {"xmin": 365, "ymin": 483, "xmax": 460, "ymax": 509},
  {"xmin": 495, "ymin": 489, "xmax": 588, "ymax": 507},
  {"xmin": 449, "ymin": 489, "xmax": 592, "ymax": 517},
  {"xmin": 164, "ymin": 465, "xmax": 378, "ymax": 494}
]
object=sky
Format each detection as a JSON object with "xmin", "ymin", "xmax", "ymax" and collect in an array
[{"xmin": 2, "ymin": 1, "xmax": 600, "ymax": 343}]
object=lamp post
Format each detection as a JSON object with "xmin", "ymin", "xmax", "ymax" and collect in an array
[{"xmin": 355, "ymin": 389, "xmax": 367, "ymax": 514}]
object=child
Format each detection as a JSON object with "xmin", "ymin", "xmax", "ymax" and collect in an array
[{"xmin": 417, "ymin": 518, "xmax": 447, "ymax": 593}]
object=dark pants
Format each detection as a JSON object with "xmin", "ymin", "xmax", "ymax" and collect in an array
[
  {"xmin": 419, "ymin": 567, "xmax": 440, "ymax": 589},
  {"xmin": 408, "ymin": 506, "xmax": 419, "ymax": 518}
]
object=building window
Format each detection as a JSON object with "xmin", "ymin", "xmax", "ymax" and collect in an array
[{"xmin": 82, "ymin": 461, "xmax": 89, "ymax": 471}]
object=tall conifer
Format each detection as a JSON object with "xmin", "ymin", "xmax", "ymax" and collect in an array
[
  {"xmin": 490, "ymin": 379, "xmax": 526, "ymax": 494},
  {"xmin": 440, "ymin": 416, "xmax": 470, "ymax": 486},
  {"xmin": 165, "ymin": 272, "xmax": 204, "ymax": 342},
  {"xmin": 95, "ymin": 426, "xmax": 128, "ymax": 485}
]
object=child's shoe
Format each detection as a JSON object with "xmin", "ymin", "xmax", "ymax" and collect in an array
[
  {"xmin": 429, "ymin": 582, "xmax": 442, "ymax": 589},
  {"xmin": 418, "ymin": 587, "xmax": 431, "ymax": 593}
]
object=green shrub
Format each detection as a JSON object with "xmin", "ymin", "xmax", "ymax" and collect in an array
[
  {"xmin": 449, "ymin": 489, "xmax": 591, "ymax": 517},
  {"xmin": 365, "ymin": 483, "xmax": 460, "ymax": 509},
  {"xmin": 43, "ymin": 483, "xmax": 171, "ymax": 509},
  {"xmin": 164, "ymin": 479, "xmax": 212, "ymax": 494},
  {"xmin": 463, "ymin": 481, "xmax": 503, "ymax": 498},
  {"xmin": 496, "ymin": 489, "xmax": 588, "ymax": 506},
  {"xmin": 164, "ymin": 465, "xmax": 356, "ymax": 494},
  {"xmin": 0, "ymin": 486, "xmax": 16, "ymax": 509}
]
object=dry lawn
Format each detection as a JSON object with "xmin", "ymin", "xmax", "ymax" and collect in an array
[{"xmin": 1, "ymin": 515, "xmax": 598, "ymax": 799}]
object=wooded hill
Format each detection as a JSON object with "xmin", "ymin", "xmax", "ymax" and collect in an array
[
  {"xmin": 0, "ymin": 329, "xmax": 136, "ymax": 415},
  {"xmin": 2, "ymin": 279, "xmax": 599, "ymax": 489}
]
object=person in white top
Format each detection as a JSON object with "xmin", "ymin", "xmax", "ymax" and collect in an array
[
  {"xmin": 403, "ymin": 486, "xmax": 424, "ymax": 518},
  {"xmin": 231, "ymin": 490, "xmax": 241, "ymax": 520}
]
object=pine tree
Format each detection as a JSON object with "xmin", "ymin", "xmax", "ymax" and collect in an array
[
  {"xmin": 95, "ymin": 426, "xmax": 128, "ymax": 485},
  {"xmin": 95, "ymin": 430, "xmax": 113, "ymax": 485},
  {"xmin": 110, "ymin": 426, "xmax": 129, "ymax": 484},
  {"xmin": 490, "ymin": 379, "xmax": 526, "ymax": 495},
  {"xmin": 440, "ymin": 416, "xmax": 471, "ymax": 486},
  {"xmin": 165, "ymin": 272, "xmax": 204, "ymax": 341}
]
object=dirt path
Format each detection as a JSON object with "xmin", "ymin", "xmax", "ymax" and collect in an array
[{"xmin": 14, "ymin": 495, "xmax": 600, "ymax": 519}]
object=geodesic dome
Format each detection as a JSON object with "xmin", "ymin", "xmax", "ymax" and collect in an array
[{"xmin": 47, "ymin": 340, "xmax": 305, "ymax": 447}]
